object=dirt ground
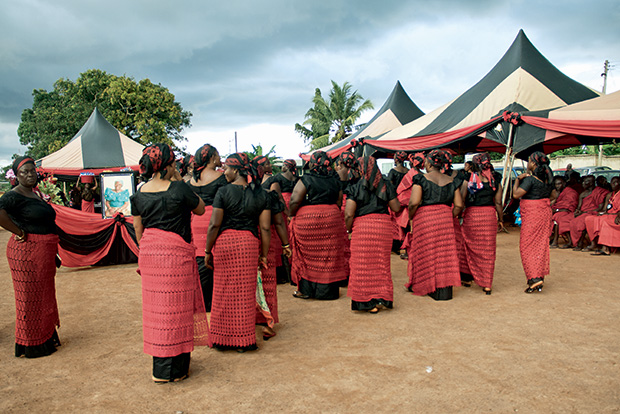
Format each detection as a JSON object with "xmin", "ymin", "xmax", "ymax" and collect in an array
[{"xmin": 0, "ymin": 227, "xmax": 619, "ymax": 413}]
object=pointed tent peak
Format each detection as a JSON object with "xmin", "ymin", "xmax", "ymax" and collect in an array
[
  {"xmin": 69, "ymin": 107, "xmax": 120, "ymax": 143},
  {"xmin": 379, "ymin": 81, "xmax": 425, "ymax": 125}
]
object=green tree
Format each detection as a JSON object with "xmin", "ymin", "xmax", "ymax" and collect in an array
[
  {"xmin": 18, "ymin": 69, "xmax": 192, "ymax": 159},
  {"xmin": 295, "ymin": 81, "xmax": 373, "ymax": 150},
  {"xmin": 244, "ymin": 144, "xmax": 281, "ymax": 171}
]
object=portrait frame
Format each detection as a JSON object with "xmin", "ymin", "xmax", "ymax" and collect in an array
[{"xmin": 100, "ymin": 172, "xmax": 135, "ymax": 219}]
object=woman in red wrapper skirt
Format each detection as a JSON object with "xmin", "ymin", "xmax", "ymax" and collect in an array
[
  {"xmin": 131, "ymin": 144, "xmax": 209, "ymax": 383},
  {"xmin": 289, "ymin": 151, "xmax": 347, "ymax": 300},
  {"xmin": 407, "ymin": 150, "xmax": 464, "ymax": 300},
  {"xmin": 204, "ymin": 153, "xmax": 271, "ymax": 352},
  {"xmin": 188, "ymin": 144, "xmax": 228, "ymax": 312},
  {"xmin": 512, "ymin": 152, "xmax": 557, "ymax": 293},
  {"xmin": 344, "ymin": 156, "xmax": 400, "ymax": 313},
  {"xmin": 0, "ymin": 156, "xmax": 61, "ymax": 358},
  {"xmin": 458, "ymin": 153, "xmax": 503, "ymax": 295}
]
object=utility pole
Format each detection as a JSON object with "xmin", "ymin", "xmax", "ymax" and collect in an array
[
  {"xmin": 234, "ymin": 131, "xmax": 238, "ymax": 153},
  {"xmin": 598, "ymin": 60, "xmax": 610, "ymax": 166}
]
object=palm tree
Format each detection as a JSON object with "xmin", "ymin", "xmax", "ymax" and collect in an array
[{"xmin": 295, "ymin": 81, "xmax": 373, "ymax": 150}]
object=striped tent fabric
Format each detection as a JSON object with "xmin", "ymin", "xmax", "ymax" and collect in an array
[
  {"xmin": 364, "ymin": 30, "xmax": 600, "ymax": 155},
  {"xmin": 36, "ymin": 108, "xmax": 144, "ymax": 175}
]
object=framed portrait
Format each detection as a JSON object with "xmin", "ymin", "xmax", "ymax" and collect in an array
[{"xmin": 100, "ymin": 172, "xmax": 135, "ymax": 219}]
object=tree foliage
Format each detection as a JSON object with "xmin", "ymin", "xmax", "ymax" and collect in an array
[
  {"xmin": 18, "ymin": 69, "xmax": 192, "ymax": 159},
  {"xmin": 295, "ymin": 81, "xmax": 373, "ymax": 150},
  {"xmin": 243, "ymin": 144, "xmax": 280, "ymax": 171}
]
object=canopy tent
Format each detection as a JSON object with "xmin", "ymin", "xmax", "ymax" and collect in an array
[
  {"xmin": 362, "ymin": 29, "xmax": 600, "ymax": 155},
  {"xmin": 508, "ymin": 90, "xmax": 620, "ymax": 156},
  {"xmin": 300, "ymin": 81, "xmax": 424, "ymax": 160},
  {"xmin": 36, "ymin": 107, "xmax": 145, "ymax": 178}
]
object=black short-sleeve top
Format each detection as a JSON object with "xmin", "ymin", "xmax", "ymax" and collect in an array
[
  {"xmin": 347, "ymin": 181, "xmax": 397, "ymax": 217},
  {"xmin": 465, "ymin": 171, "xmax": 502, "ymax": 207},
  {"xmin": 519, "ymin": 176, "xmax": 552, "ymax": 200},
  {"xmin": 212, "ymin": 184, "xmax": 270, "ymax": 238},
  {"xmin": 387, "ymin": 169, "xmax": 407, "ymax": 189},
  {"xmin": 188, "ymin": 174, "xmax": 228, "ymax": 206},
  {"xmin": 272, "ymin": 174, "xmax": 298, "ymax": 193},
  {"xmin": 130, "ymin": 181, "xmax": 200, "ymax": 243},
  {"xmin": 414, "ymin": 174, "xmax": 457, "ymax": 207},
  {"xmin": 300, "ymin": 173, "xmax": 341, "ymax": 205},
  {"xmin": 0, "ymin": 191, "xmax": 57, "ymax": 234}
]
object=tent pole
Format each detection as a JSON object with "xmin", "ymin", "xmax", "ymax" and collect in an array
[{"xmin": 500, "ymin": 123, "xmax": 515, "ymax": 209}]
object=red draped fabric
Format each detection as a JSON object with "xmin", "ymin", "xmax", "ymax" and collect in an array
[
  {"xmin": 570, "ymin": 187, "xmax": 610, "ymax": 245},
  {"xmin": 7, "ymin": 233, "xmax": 60, "ymax": 346},
  {"xmin": 552, "ymin": 187, "xmax": 579, "ymax": 235},
  {"xmin": 519, "ymin": 199, "xmax": 552, "ymax": 282},
  {"xmin": 209, "ymin": 229, "xmax": 259, "ymax": 348},
  {"xmin": 521, "ymin": 116, "xmax": 620, "ymax": 138},
  {"xmin": 586, "ymin": 191, "xmax": 620, "ymax": 242},
  {"xmin": 138, "ymin": 228, "xmax": 210, "ymax": 357},
  {"xmin": 290, "ymin": 204, "xmax": 348, "ymax": 286},
  {"xmin": 461, "ymin": 206, "xmax": 497, "ymax": 289},
  {"xmin": 407, "ymin": 205, "xmax": 460, "ymax": 296},
  {"xmin": 52, "ymin": 204, "xmax": 139, "ymax": 267},
  {"xmin": 395, "ymin": 169, "xmax": 419, "ymax": 228},
  {"xmin": 348, "ymin": 214, "xmax": 394, "ymax": 303},
  {"xmin": 191, "ymin": 205, "xmax": 213, "ymax": 256}
]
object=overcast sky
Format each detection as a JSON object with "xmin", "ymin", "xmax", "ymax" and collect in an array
[{"xmin": 1, "ymin": 0, "xmax": 619, "ymax": 166}]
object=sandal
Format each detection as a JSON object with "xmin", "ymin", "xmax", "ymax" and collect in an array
[
  {"xmin": 292, "ymin": 291, "xmax": 309, "ymax": 299},
  {"xmin": 524, "ymin": 281, "xmax": 543, "ymax": 294},
  {"xmin": 483, "ymin": 288, "xmax": 492, "ymax": 295},
  {"xmin": 591, "ymin": 250, "xmax": 610, "ymax": 256},
  {"xmin": 368, "ymin": 307, "xmax": 379, "ymax": 314}
]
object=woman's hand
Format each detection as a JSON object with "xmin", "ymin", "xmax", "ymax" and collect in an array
[
  {"xmin": 14, "ymin": 229, "xmax": 27, "ymax": 243},
  {"xmin": 205, "ymin": 252, "xmax": 214, "ymax": 270},
  {"xmin": 259, "ymin": 255, "xmax": 268, "ymax": 270},
  {"xmin": 282, "ymin": 245, "xmax": 292, "ymax": 259},
  {"xmin": 517, "ymin": 173, "xmax": 529, "ymax": 181}
]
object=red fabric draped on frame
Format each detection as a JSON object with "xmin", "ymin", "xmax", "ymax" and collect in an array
[
  {"xmin": 461, "ymin": 206, "xmax": 497, "ymax": 289},
  {"xmin": 52, "ymin": 204, "xmax": 139, "ymax": 267},
  {"xmin": 191, "ymin": 205, "xmax": 213, "ymax": 256},
  {"xmin": 7, "ymin": 234, "xmax": 60, "ymax": 346},
  {"xmin": 290, "ymin": 204, "xmax": 348, "ymax": 286},
  {"xmin": 519, "ymin": 199, "xmax": 552, "ymax": 281},
  {"xmin": 407, "ymin": 205, "xmax": 460, "ymax": 296},
  {"xmin": 210, "ymin": 229, "xmax": 259, "ymax": 348},
  {"xmin": 348, "ymin": 214, "xmax": 393, "ymax": 303},
  {"xmin": 521, "ymin": 116, "xmax": 620, "ymax": 139},
  {"xmin": 257, "ymin": 225, "xmax": 279, "ymax": 325},
  {"xmin": 139, "ymin": 228, "xmax": 210, "ymax": 357}
]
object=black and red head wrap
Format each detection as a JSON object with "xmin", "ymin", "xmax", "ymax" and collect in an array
[
  {"xmin": 337, "ymin": 151, "xmax": 358, "ymax": 169},
  {"xmin": 393, "ymin": 151, "xmax": 407, "ymax": 164},
  {"xmin": 139, "ymin": 144, "xmax": 175, "ymax": 180},
  {"xmin": 408, "ymin": 152, "xmax": 425, "ymax": 170},
  {"xmin": 472, "ymin": 152, "xmax": 496, "ymax": 190},
  {"xmin": 529, "ymin": 151, "xmax": 553, "ymax": 184},
  {"xmin": 283, "ymin": 159, "xmax": 298, "ymax": 176},
  {"xmin": 356, "ymin": 156, "xmax": 389, "ymax": 201},
  {"xmin": 12, "ymin": 156, "xmax": 36, "ymax": 175},
  {"xmin": 193, "ymin": 143, "xmax": 219, "ymax": 181},
  {"xmin": 309, "ymin": 151, "xmax": 333, "ymax": 176},
  {"xmin": 251, "ymin": 155, "xmax": 270, "ymax": 183},
  {"xmin": 427, "ymin": 149, "xmax": 452, "ymax": 174}
]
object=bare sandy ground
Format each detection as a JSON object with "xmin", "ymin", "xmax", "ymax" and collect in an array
[{"xmin": 0, "ymin": 227, "xmax": 619, "ymax": 413}]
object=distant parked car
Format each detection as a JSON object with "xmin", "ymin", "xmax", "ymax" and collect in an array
[
  {"xmin": 593, "ymin": 170, "xmax": 620, "ymax": 182},
  {"xmin": 574, "ymin": 166, "xmax": 612, "ymax": 176}
]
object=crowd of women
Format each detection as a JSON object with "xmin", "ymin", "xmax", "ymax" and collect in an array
[{"xmin": 2, "ymin": 145, "xmax": 617, "ymax": 383}]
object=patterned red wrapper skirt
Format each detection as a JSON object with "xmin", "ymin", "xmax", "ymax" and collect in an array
[
  {"xmin": 348, "ymin": 214, "xmax": 394, "ymax": 303},
  {"xmin": 519, "ymin": 199, "xmax": 552, "ymax": 281},
  {"xmin": 139, "ymin": 228, "xmax": 210, "ymax": 357},
  {"xmin": 210, "ymin": 229, "xmax": 259, "ymax": 348},
  {"xmin": 290, "ymin": 204, "xmax": 348, "ymax": 285},
  {"xmin": 407, "ymin": 205, "xmax": 460, "ymax": 296},
  {"xmin": 7, "ymin": 233, "xmax": 60, "ymax": 347},
  {"xmin": 461, "ymin": 206, "xmax": 497, "ymax": 289},
  {"xmin": 191, "ymin": 205, "xmax": 213, "ymax": 256},
  {"xmin": 81, "ymin": 199, "xmax": 94, "ymax": 213},
  {"xmin": 257, "ymin": 225, "xmax": 279, "ymax": 325},
  {"xmin": 453, "ymin": 217, "xmax": 470, "ymax": 275}
]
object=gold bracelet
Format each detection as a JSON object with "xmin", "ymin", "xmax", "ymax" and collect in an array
[
  {"xmin": 15, "ymin": 229, "xmax": 25, "ymax": 241},
  {"xmin": 281, "ymin": 244, "xmax": 290, "ymax": 248}
]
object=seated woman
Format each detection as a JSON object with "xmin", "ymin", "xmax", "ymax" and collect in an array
[
  {"xmin": 205, "ymin": 153, "xmax": 271, "ymax": 352},
  {"xmin": 585, "ymin": 176, "xmax": 620, "ymax": 255},
  {"xmin": 130, "ymin": 144, "xmax": 208, "ymax": 383},
  {"xmin": 289, "ymin": 151, "xmax": 347, "ymax": 300},
  {"xmin": 407, "ymin": 150, "xmax": 464, "ymax": 300},
  {"xmin": 344, "ymin": 156, "xmax": 400, "ymax": 313}
]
